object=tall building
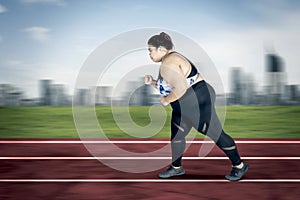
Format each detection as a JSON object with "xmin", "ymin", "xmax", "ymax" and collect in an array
[
  {"xmin": 73, "ymin": 88, "xmax": 92, "ymax": 106},
  {"xmin": 39, "ymin": 79, "xmax": 52, "ymax": 106},
  {"xmin": 126, "ymin": 78, "xmax": 152, "ymax": 106},
  {"xmin": 0, "ymin": 84, "xmax": 23, "ymax": 106},
  {"xmin": 283, "ymin": 85, "xmax": 299, "ymax": 105},
  {"xmin": 39, "ymin": 79, "xmax": 71, "ymax": 106},
  {"xmin": 51, "ymin": 84, "xmax": 69, "ymax": 106},
  {"xmin": 264, "ymin": 53, "xmax": 286, "ymax": 105},
  {"xmin": 229, "ymin": 67, "xmax": 256, "ymax": 105},
  {"xmin": 243, "ymin": 73, "xmax": 256, "ymax": 105},
  {"xmin": 229, "ymin": 67, "xmax": 243, "ymax": 105},
  {"xmin": 127, "ymin": 80, "xmax": 143, "ymax": 106},
  {"xmin": 94, "ymin": 86, "xmax": 112, "ymax": 106}
]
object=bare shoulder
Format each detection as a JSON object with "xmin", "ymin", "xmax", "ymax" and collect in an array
[
  {"xmin": 162, "ymin": 52, "xmax": 185, "ymax": 66},
  {"xmin": 162, "ymin": 52, "xmax": 191, "ymax": 77}
]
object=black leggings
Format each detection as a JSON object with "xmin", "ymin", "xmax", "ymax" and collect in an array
[{"xmin": 170, "ymin": 81, "xmax": 242, "ymax": 167}]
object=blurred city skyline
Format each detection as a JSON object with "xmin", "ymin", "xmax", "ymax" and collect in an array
[
  {"xmin": 1, "ymin": 0, "xmax": 300, "ymax": 98},
  {"xmin": 1, "ymin": 52, "xmax": 299, "ymax": 106}
]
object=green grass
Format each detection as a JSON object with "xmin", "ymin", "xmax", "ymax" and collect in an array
[
  {"xmin": 224, "ymin": 106, "xmax": 300, "ymax": 138},
  {"xmin": 0, "ymin": 106, "xmax": 299, "ymax": 138},
  {"xmin": 0, "ymin": 106, "xmax": 76, "ymax": 138}
]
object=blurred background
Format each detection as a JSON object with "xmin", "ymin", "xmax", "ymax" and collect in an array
[
  {"xmin": 0, "ymin": 4, "xmax": 299, "ymax": 200},
  {"xmin": 2, "ymin": 53, "xmax": 296, "ymax": 106},
  {"xmin": 0, "ymin": 0, "xmax": 299, "ymax": 106}
]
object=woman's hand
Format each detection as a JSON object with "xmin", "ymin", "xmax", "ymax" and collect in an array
[
  {"xmin": 160, "ymin": 97, "xmax": 169, "ymax": 106},
  {"xmin": 144, "ymin": 75, "xmax": 153, "ymax": 85}
]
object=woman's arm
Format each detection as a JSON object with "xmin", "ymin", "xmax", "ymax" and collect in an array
[
  {"xmin": 160, "ymin": 62, "xmax": 189, "ymax": 105},
  {"xmin": 144, "ymin": 75, "xmax": 157, "ymax": 88}
]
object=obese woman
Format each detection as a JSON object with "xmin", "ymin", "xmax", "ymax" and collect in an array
[{"xmin": 144, "ymin": 32, "xmax": 248, "ymax": 181}]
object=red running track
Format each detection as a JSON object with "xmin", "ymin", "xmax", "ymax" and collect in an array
[{"xmin": 0, "ymin": 138, "xmax": 299, "ymax": 200}]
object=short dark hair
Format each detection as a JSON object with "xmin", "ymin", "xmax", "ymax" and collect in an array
[{"xmin": 147, "ymin": 32, "xmax": 173, "ymax": 50}]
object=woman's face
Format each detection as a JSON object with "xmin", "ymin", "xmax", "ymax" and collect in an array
[{"xmin": 148, "ymin": 45, "xmax": 163, "ymax": 62}]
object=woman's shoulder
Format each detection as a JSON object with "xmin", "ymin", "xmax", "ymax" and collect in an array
[{"xmin": 162, "ymin": 52, "xmax": 186, "ymax": 65}]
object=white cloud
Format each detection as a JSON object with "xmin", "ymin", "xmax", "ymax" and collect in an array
[
  {"xmin": 23, "ymin": 26, "xmax": 51, "ymax": 42},
  {"xmin": 0, "ymin": 4, "xmax": 8, "ymax": 13},
  {"xmin": 21, "ymin": 0, "xmax": 66, "ymax": 6}
]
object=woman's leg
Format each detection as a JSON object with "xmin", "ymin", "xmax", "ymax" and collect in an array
[
  {"xmin": 195, "ymin": 83, "xmax": 248, "ymax": 181},
  {"xmin": 194, "ymin": 83, "xmax": 242, "ymax": 166},
  {"xmin": 205, "ymin": 117, "xmax": 248, "ymax": 181},
  {"xmin": 170, "ymin": 110, "xmax": 192, "ymax": 167},
  {"xmin": 158, "ymin": 110, "xmax": 192, "ymax": 178},
  {"xmin": 205, "ymin": 111, "xmax": 243, "ymax": 166}
]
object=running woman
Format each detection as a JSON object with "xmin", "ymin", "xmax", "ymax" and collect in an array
[{"xmin": 144, "ymin": 32, "xmax": 248, "ymax": 181}]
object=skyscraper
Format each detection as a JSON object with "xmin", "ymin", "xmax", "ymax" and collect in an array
[
  {"xmin": 265, "ymin": 53, "xmax": 286, "ymax": 105},
  {"xmin": 230, "ymin": 67, "xmax": 243, "ymax": 105},
  {"xmin": 51, "ymin": 84, "xmax": 68, "ymax": 106},
  {"xmin": 0, "ymin": 84, "xmax": 23, "ymax": 106},
  {"xmin": 229, "ymin": 67, "xmax": 256, "ymax": 105},
  {"xmin": 74, "ymin": 88, "xmax": 92, "ymax": 106},
  {"xmin": 39, "ymin": 79, "xmax": 52, "ymax": 106},
  {"xmin": 94, "ymin": 86, "xmax": 112, "ymax": 106}
]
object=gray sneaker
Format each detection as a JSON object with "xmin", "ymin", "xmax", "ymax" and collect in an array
[
  {"xmin": 225, "ymin": 162, "xmax": 249, "ymax": 181},
  {"xmin": 158, "ymin": 165, "xmax": 185, "ymax": 178}
]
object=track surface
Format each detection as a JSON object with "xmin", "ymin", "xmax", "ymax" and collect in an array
[{"xmin": 0, "ymin": 138, "xmax": 299, "ymax": 200}]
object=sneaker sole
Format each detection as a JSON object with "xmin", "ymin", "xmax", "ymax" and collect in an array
[{"xmin": 158, "ymin": 170, "xmax": 186, "ymax": 179}]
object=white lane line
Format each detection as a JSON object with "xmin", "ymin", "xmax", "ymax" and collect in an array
[
  {"xmin": 0, "ymin": 179, "xmax": 299, "ymax": 183},
  {"xmin": 0, "ymin": 156, "xmax": 299, "ymax": 160},
  {"xmin": 0, "ymin": 140, "xmax": 299, "ymax": 144}
]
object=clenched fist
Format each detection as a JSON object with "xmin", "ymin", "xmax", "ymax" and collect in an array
[{"xmin": 144, "ymin": 75, "xmax": 153, "ymax": 85}]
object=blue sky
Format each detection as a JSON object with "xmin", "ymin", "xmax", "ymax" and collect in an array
[{"xmin": 1, "ymin": 0, "xmax": 300, "ymax": 97}]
